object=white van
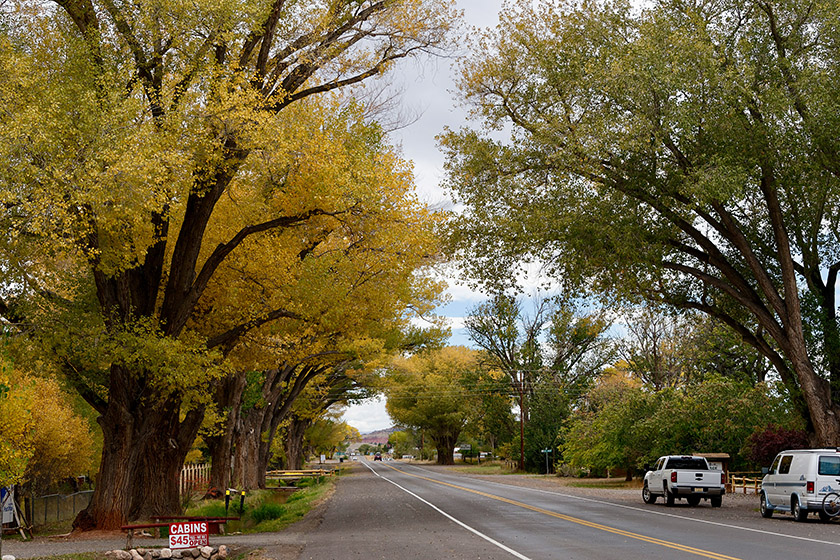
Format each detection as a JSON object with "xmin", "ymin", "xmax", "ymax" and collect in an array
[{"xmin": 760, "ymin": 448, "xmax": 840, "ymax": 522}]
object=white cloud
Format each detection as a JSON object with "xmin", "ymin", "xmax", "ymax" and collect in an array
[{"xmin": 342, "ymin": 396, "xmax": 393, "ymax": 434}]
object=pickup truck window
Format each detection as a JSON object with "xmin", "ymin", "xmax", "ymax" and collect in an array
[
  {"xmin": 819, "ymin": 456, "xmax": 840, "ymax": 476},
  {"xmin": 666, "ymin": 458, "xmax": 708, "ymax": 470},
  {"xmin": 778, "ymin": 455, "xmax": 793, "ymax": 474}
]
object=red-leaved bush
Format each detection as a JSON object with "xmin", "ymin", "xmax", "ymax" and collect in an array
[{"xmin": 745, "ymin": 424, "xmax": 810, "ymax": 467}]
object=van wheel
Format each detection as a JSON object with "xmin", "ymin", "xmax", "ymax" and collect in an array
[
  {"xmin": 792, "ymin": 497, "xmax": 808, "ymax": 522},
  {"xmin": 760, "ymin": 493, "xmax": 773, "ymax": 518},
  {"xmin": 642, "ymin": 482, "xmax": 656, "ymax": 504}
]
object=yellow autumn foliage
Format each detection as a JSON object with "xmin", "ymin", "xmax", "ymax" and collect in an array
[{"xmin": 0, "ymin": 359, "xmax": 94, "ymax": 491}]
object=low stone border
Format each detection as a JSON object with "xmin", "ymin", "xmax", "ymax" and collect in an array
[{"xmin": 105, "ymin": 545, "xmax": 228, "ymax": 560}]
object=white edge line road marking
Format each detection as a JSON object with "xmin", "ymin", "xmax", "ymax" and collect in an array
[
  {"xmin": 407, "ymin": 464, "xmax": 840, "ymax": 549},
  {"xmin": 362, "ymin": 460, "xmax": 533, "ymax": 560}
]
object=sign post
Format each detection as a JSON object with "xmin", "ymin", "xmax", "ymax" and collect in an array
[
  {"xmin": 542, "ymin": 449, "xmax": 553, "ymax": 475},
  {"xmin": 168, "ymin": 521, "xmax": 209, "ymax": 549}
]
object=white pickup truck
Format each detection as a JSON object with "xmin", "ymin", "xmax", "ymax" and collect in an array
[{"xmin": 642, "ymin": 455, "xmax": 726, "ymax": 507}]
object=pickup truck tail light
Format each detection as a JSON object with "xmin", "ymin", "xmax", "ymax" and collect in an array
[
  {"xmin": 671, "ymin": 472, "xmax": 677, "ymax": 483},
  {"xmin": 721, "ymin": 472, "xmax": 726, "ymax": 485},
  {"xmin": 807, "ymin": 481, "xmax": 815, "ymax": 494}
]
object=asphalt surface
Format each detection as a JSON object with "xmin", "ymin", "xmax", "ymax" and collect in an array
[
  {"xmin": 5, "ymin": 461, "xmax": 840, "ymax": 559},
  {"xmin": 348, "ymin": 461, "xmax": 840, "ymax": 560}
]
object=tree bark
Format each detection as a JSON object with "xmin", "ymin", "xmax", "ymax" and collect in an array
[
  {"xmin": 74, "ymin": 368, "xmax": 201, "ymax": 530},
  {"xmin": 207, "ymin": 373, "xmax": 247, "ymax": 492},
  {"xmin": 284, "ymin": 416, "xmax": 312, "ymax": 471},
  {"xmin": 433, "ymin": 432, "xmax": 458, "ymax": 466}
]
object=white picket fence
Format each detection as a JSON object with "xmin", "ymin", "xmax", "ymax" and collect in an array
[{"xmin": 180, "ymin": 463, "xmax": 211, "ymax": 496}]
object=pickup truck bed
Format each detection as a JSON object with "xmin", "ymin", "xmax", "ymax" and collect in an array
[{"xmin": 643, "ymin": 455, "xmax": 725, "ymax": 507}]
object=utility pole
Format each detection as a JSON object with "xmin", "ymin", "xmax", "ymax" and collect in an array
[{"xmin": 518, "ymin": 371, "xmax": 525, "ymax": 471}]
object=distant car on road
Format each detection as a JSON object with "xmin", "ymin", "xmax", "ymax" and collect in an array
[{"xmin": 374, "ymin": 452, "xmax": 382, "ymax": 461}]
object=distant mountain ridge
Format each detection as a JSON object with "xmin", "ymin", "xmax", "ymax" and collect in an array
[{"xmin": 360, "ymin": 426, "xmax": 397, "ymax": 444}]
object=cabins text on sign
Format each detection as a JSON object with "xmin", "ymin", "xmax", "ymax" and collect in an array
[{"xmin": 169, "ymin": 521, "xmax": 209, "ymax": 549}]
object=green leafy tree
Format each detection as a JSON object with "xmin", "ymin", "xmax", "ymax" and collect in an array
[
  {"xmin": 443, "ymin": 0, "xmax": 840, "ymax": 445},
  {"xmin": 388, "ymin": 430, "xmax": 417, "ymax": 458},
  {"xmin": 385, "ymin": 347, "xmax": 482, "ymax": 465},
  {"xmin": 465, "ymin": 296, "xmax": 612, "ymax": 470},
  {"xmin": 621, "ymin": 309, "xmax": 771, "ymax": 389},
  {"xmin": 564, "ymin": 374, "xmax": 802, "ymax": 474},
  {"xmin": 562, "ymin": 370, "xmax": 654, "ymax": 478}
]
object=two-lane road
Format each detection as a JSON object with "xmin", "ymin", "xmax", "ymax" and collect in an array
[{"xmin": 299, "ymin": 460, "xmax": 840, "ymax": 560}]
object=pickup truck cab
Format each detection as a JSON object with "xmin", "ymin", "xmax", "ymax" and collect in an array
[
  {"xmin": 643, "ymin": 455, "xmax": 726, "ymax": 507},
  {"xmin": 760, "ymin": 448, "xmax": 840, "ymax": 522}
]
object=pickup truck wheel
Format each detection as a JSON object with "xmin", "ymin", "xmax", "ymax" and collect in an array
[
  {"xmin": 792, "ymin": 497, "xmax": 808, "ymax": 522},
  {"xmin": 687, "ymin": 495, "xmax": 701, "ymax": 507},
  {"xmin": 664, "ymin": 484, "xmax": 675, "ymax": 506},
  {"xmin": 710, "ymin": 496, "xmax": 722, "ymax": 508},
  {"xmin": 642, "ymin": 482, "xmax": 656, "ymax": 504},
  {"xmin": 760, "ymin": 493, "xmax": 773, "ymax": 518}
]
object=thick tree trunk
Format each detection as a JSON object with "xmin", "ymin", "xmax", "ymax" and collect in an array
[
  {"xmin": 207, "ymin": 373, "xmax": 247, "ymax": 492},
  {"xmin": 285, "ymin": 417, "xmax": 311, "ymax": 470},
  {"xmin": 231, "ymin": 410, "xmax": 266, "ymax": 490},
  {"xmin": 74, "ymin": 370, "xmax": 201, "ymax": 530},
  {"xmin": 789, "ymin": 347, "xmax": 840, "ymax": 446},
  {"xmin": 433, "ymin": 432, "xmax": 458, "ymax": 466}
]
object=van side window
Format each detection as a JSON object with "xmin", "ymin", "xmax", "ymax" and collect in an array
[
  {"xmin": 778, "ymin": 455, "xmax": 793, "ymax": 475},
  {"xmin": 770, "ymin": 455, "xmax": 781, "ymax": 474},
  {"xmin": 819, "ymin": 456, "xmax": 840, "ymax": 476}
]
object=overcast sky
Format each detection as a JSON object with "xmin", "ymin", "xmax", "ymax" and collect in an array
[{"xmin": 341, "ymin": 0, "xmax": 506, "ymax": 433}]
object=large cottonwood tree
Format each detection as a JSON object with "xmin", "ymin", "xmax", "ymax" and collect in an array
[
  {"xmin": 385, "ymin": 346, "xmax": 483, "ymax": 465},
  {"xmin": 443, "ymin": 0, "xmax": 840, "ymax": 445},
  {"xmin": 0, "ymin": 0, "xmax": 454, "ymax": 529}
]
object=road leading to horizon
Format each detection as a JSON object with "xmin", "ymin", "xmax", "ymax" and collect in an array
[{"xmin": 299, "ymin": 460, "xmax": 840, "ymax": 560}]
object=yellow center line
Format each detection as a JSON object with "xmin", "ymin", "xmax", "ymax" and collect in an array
[{"xmin": 381, "ymin": 463, "xmax": 742, "ymax": 560}]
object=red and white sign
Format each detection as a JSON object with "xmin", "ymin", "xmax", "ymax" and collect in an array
[{"xmin": 168, "ymin": 521, "xmax": 209, "ymax": 549}]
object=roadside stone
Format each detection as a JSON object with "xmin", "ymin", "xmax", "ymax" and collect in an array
[
  {"xmin": 200, "ymin": 545, "xmax": 213, "ymax": 558},
  {"xmin": 160, "ymin": 548, "xmax": 173, "ymax": 558},
  {"xmin": 217, "ymin": 545, "xmax": 228, "ymax": 558},
  {"xmin": 130, "ymin": 549, "xmax": 144, "ymax": 560},
  {"xmin": 2, "ymin": 554, "xmax": 16, "ymax": 560}
]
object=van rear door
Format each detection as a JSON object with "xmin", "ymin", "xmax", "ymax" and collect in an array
[{"xmin": 816, "ymin": 454, "xmax": 840, "ymax": 497}]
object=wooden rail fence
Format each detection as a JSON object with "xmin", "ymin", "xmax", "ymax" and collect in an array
[{"xmin": 727, "ymin": 473, "xmax": 762, "ymax": 494}]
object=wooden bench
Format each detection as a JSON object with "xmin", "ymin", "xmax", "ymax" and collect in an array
[{"xmin": 120, "ymin": 516, "xmax": 239, "ymax": 549}]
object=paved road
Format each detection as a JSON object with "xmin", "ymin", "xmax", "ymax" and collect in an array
[
  {"xmin": 299, "ymin": 460, "xmax": 840, "ymax": 560},
  {"xmin": 6, "ymin": 461, "xmax": 840, "ymax": 559}
]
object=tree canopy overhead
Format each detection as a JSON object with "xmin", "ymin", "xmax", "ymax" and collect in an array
[
  {"xmin": 443, "ymin": 0, "xmax": 840, "ymax": 445},
  {"xmin": 0, "ymin": 0, "xmax": 455, "ymax": 529}
]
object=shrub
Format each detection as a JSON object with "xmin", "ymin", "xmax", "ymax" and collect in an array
[
  {"xmin": 744, "ymin": 424, "xmax": 810, "ymax": 467},
  {"xmin": 250, "ymin": 503, "xmax": 284, "ymax": 524}
]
